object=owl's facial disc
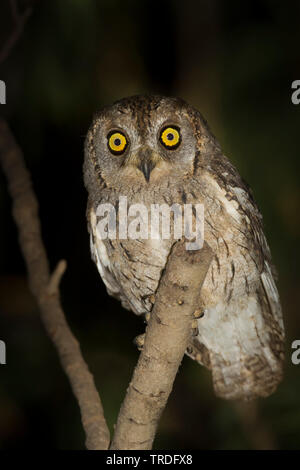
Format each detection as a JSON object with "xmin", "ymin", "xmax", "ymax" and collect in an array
[{"xmin": 89, "ymin": 97, "xmax": 200, "ymax": 188}]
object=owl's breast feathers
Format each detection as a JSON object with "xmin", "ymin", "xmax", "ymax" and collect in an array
[{"xmin": 88, "ymin": 155, "xmax": 284, "ymax": 401}]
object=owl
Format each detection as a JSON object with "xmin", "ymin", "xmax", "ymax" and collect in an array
[{"xmin": 83, "ymin": 95, "xmax": 285, "ymax": 400}]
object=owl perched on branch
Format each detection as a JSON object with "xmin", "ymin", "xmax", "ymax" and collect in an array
[{"xmin": 83, "ymin": 95, "xmax": 284, "ymax": 400}]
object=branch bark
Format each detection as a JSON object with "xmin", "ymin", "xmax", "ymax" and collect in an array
[
  {"xmin": 110, "ymin": 241, "xmax": 213, "ymax": 450},
  {"xmin": 0, "ymin": 118, "xmax": 110, "ymax": 450}
]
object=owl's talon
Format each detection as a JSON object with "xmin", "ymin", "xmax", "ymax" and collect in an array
[
  {"xmin": 191, "ymin": 319, "xmax": 199, "ymax": 336},
  {"xmin": 193, "ymin": 309, "xmax": 204, "ymax": 319},
  {"xmin": 134, "ymin": 333, "xmax": 145, "ymax": 350}
]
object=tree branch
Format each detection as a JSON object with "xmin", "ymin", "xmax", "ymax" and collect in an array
[
  {"xmin": 0, "ymin": 118, "xmax": 110, "ymax": 450},
  {"xmin": 0, "ymin": 1, "xmax": 32, "ymax": 65},
  {"xmin": 111, "ymin": 241, "xmax": 213, "ymax": 450}
]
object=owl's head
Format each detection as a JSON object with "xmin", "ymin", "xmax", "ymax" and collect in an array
[{"xmin": 84, "ymin": 95, "xmax": 217, "ymax": 194}]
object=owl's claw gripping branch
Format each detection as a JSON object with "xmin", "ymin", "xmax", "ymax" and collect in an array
[
  {"xmin": 110, "ymin": 241, "xmax": 213, "ymax": 450},
  {"xmin": 0, "ymin": 119, "xmax": 110, "ymax": 450},
  {"xmin": 133, "ymin": 333, "xmax": 146, "ymax": 351}
]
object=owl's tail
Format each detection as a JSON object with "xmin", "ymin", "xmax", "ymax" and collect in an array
[
  {"xmin": 209, "ymin": 351, "xmax": 284, "ymax": 400},
  {"xmin": 188, "ymin": 288, "xmax": 284, "ymax": 400}
]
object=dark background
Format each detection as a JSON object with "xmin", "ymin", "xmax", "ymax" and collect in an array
[{"xmin": 0, "ymin": 0, "xmax": 300, "ymax": 449}]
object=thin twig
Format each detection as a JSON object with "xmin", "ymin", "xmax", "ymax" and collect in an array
[
  {"xmin": 0, "ymin": 3, "xmax": 32, "ymax": 65},
  {"xmin": 110, "ymin": 241, "xmax": 213, "ymax": 450},
  {"xmin": 47, "ymin": 259, "xmax": 67, "ymax": 295},
  {"xmin": 0, "ymin": 118, "xmax": 110, "ymax": 450}
]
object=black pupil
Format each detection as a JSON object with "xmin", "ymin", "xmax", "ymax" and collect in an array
[
  {"xmin": 114, "ymin": 138, "xmax": 121, "ymax": 146},
  {"xmin": 167, "ymin": 133, "xmax": 174, "ymax": 141}
]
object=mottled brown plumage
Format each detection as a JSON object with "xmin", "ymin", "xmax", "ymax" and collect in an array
[{"xmin": 83, "ymin": 95, "xmax": 285, "ymax": 400}]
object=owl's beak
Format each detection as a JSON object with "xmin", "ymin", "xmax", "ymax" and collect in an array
[
  {"xmin": 136, "ymin": 147, "xmax": 159, "ymax": 182},
  {"xmin": 138, "ymin": 160, "xmax": 155, "ymax": 182}
]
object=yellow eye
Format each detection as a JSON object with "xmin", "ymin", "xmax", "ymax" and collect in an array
[
  {"xmin": 107, "ymin": 131, "xmax": 128, "ymax": 154},
  {"xmin": 160, "ymin": 126, "xmax": 181, "ymax": 149}
]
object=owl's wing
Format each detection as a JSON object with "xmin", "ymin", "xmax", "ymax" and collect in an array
[{"xmin": 187, "ymin": 154, "xmax": 285, "ymax": 400}]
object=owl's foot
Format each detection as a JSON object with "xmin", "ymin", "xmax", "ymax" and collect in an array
[
  {"xmin": 133, "ymin": 333, "xmax": 145, "ymax": 351},
  {"xmin": 191, "ymin": 310, "xmax": 204, "ymax": 336},
  {"xmin": 193, "ymin": 309, "xmax": 205, "ymax": 319}
]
